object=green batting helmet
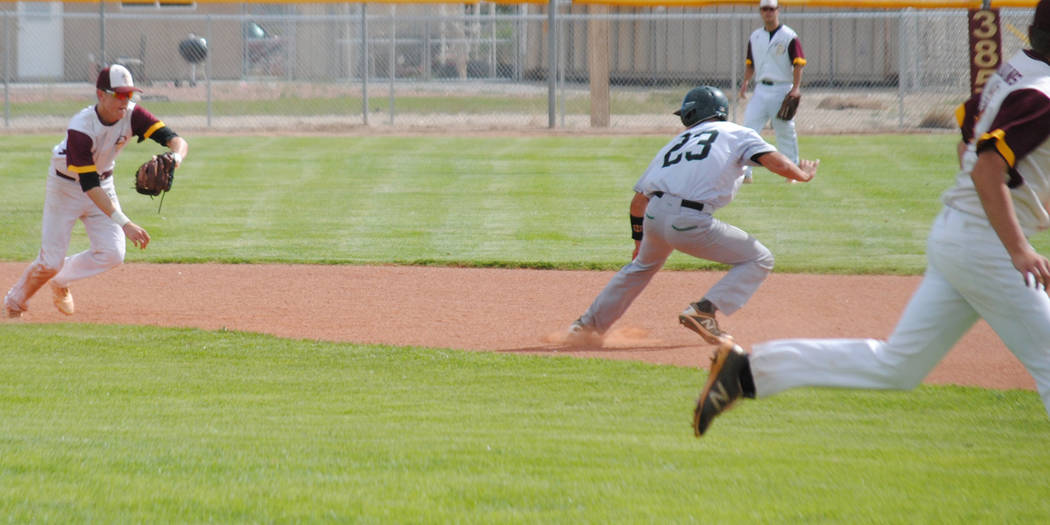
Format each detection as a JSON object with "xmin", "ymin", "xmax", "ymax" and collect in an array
[{"xmin": 674, "ymin": 86, "xmax": 729, "ymax": 127}]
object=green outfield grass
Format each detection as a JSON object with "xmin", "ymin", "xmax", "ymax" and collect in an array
[
  {"xmin": 2, "ymin": 325, "xmax": 1048, "ymax": 523},
  {"xmin": 3, "ymin": 133, "xmax": 1050, "ymax": 522},
  {"xmin": 4, "ymin": 132, "xmax": 1034, "ymax": 273}
]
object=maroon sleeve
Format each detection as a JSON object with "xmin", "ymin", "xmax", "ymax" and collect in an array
[
  {"xmin": 788, "ymin": 37, "xmax": 804, "ymax": 62},
  {"xmin": 957, "ymin": 94, "xmax": 981, "ymax": 144},
  {"xmin": 64, "ymin": 129, "xmax": 95, "ymax": 173},
  {"xmin": 745, "ymin": 42, "xmax": 753, "ymax": 65},
  {"xmin": 130, "ymin": 105, "xmax": 162, "ymax": 141},
  {"xmin": 975, "ymin": 89, "xmax": 1050, "ymax": 168}
]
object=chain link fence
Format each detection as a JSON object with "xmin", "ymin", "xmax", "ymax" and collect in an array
[{"xmin": 0, "ymin": 3, "xmax": 1034, "ymax": 133}]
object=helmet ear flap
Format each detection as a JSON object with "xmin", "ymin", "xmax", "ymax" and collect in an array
[
  {"xmin": 1031, "ymin": 25, "xmax": 1050, "ymax": 56},
  {"xmin": 679, "ymin": 108, "xmax": 699, "ymax": 128}
]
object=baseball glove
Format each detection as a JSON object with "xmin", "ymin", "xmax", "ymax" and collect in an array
[
  {"xmin": 776, "ymin": 93, "xmax": 801, "ymax": 120},
  {"xmin": 134, "ymin": 152, "xmax": 176, "ymax": 197}
]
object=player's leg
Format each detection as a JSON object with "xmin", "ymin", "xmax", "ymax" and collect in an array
[
  {"xmin": 741, "ymin": 86, "xmax": 776, "ymax": 183},
  {"xmin": 741, "ymin": 85, "xmax": 771, "ymax": 132},
  {"xmin": 51, "ymin": 180, "xmax": 126, "ymax": 286},
  {"xmin": 983, "ymin": 290, "xmax": 1050, "ymax": 416},
  {"xmin": 933, "ymin": 209, "xmax": 1050, "ymax": 416},
  {"xmin": 771, "ymin": 116, "xmax": 799, "ymax": 165},
  {"xmin": 751, "ymin": 262, "xmax": 977, "ymax": 397},
  {"xmin": 669, "ymin": 214, "xmax": 773, "ymax": 315},
  {"xmin": 4, "ymin": 176, "xmax": 81, "ymax": 314},
  {"xmin": 576, "ymin": 199, "xmax": 675, "ymax": 334}
]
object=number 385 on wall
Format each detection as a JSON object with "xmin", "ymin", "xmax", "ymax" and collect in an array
[{"xmin": 969, "ymin": 8, "xmax": 1002, "ymax": 96}]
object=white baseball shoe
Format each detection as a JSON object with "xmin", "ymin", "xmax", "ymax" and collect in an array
[
  {"xmin": 50, "ymin": 282, "xmax": 74, "ymax": 315},
  {"xmin": 3, "ymin": 292, "xmax": 25, "ymax": 319}
]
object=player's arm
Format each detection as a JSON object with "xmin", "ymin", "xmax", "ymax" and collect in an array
[
  {"xmin": 80, "ymin": 186, "xmax": 150, "ymax": 249},
  {"xmin": 754, "ymin": 151, "xmax": 818, "ymax": 182},
  {"xmin": 133, "ymin": 106, "xmax": 187, "ymax": 167},
  {"xmin": 971, "ymin": 88, "xmax": 1050, "ymax": 288},
  {"xmin": 739, "ymin": 44, "xmax": 754, "ymax": 99},
  {"xmin": 165, "ymin": 135, "xmax": 188, "ymax": 167},
  {"xmin": 629, "ymin": 191, "xmax": 649, "ymax": 260},
  {"xmin": 955, "ymin": 96, "xmax": 980, "ymax": 167},
  {"xmin": 788, "ymin": 38, "xmax": 806, "ymax": 97},
  {"xmin": 971, "ymin": 150, "xmax": 1047, "ymax": 287},
  {"xmin": 65, "ymin": 129, "xmax": 150, "ymax": 248}
]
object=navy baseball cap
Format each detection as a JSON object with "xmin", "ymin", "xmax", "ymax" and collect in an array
[{"xmin": 96, "ymin": 64, "xmax": 142, "ymax": 94}]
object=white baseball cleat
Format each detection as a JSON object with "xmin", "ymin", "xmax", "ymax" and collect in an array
[
  {"xmin": 50, "ymin": 282, "xmax": 74, "ymax": 315},
  {"xmin": 3, "ymin": 293, "xmax": 25, "ymax": 319}
]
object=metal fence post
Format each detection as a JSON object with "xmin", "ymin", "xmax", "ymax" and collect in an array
[
  {"xmin": 547, "ymin": 0, "xmax": 556, "ymax": 128},
  {"xmin": 731, "ymin": 15, "xmax": 740, "ymax": 122},
  {"xmin": 362, "ymin": 4, "xmax": 369, "ymax": 126},
  {"xmin": 389, "ymin": 4, "xmax": 395, "ymax": 125},
  {"xmin": 4, "ymin": 12, "xmax": 9, "ymax": 127},
  {"xmin": 206, "ymin": 15, "xmax": 213, "ymax": 128},
  {"xmin": 99, "ymin": 1, "xmax": 106, "ymax": 67}
]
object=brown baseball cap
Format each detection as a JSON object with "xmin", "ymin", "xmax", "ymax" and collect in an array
[{"xmin": 96, "ymin": 64, "xmax": 143, "ymax": 94}]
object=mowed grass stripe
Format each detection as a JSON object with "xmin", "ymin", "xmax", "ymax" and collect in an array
[
  {"xmin": 1, "ymin": 324, "xmax": 1048, "ymax": 522},
  {"xmin": 4, "ymin": 133, "xmax": 1017, "ymax": 272}
]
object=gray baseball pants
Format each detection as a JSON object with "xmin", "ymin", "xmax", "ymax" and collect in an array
[{"xmin": 578, "ymin": 193, "xmax": 774, "ymax": 333}]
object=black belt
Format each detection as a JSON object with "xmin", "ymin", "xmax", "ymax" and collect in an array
[
  {"xmin": 651, "ymin": 191, "xmax": 704, "ymax": 212},
  {"xmin": 54, "ymin": 169, "xmax": 112, "ymax": 182},
  {"xmin": 760, "ymin": 80, "xmax": 775, "ymax": 86}
]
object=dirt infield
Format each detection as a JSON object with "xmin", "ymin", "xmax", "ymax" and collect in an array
[{"xmin": 0, "ymin": 262, "xmax": 1033, "ymax": 392}]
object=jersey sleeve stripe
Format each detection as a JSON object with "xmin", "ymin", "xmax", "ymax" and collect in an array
[
  {"xmin": 979, "ymin": 129, "xmax": 1016, "ymax": 167},
  {"xmin": 793, "ymin": 58, "xmax": 807, "ymax": 66},
  {"xmin": 954, "ymin": 103, "xmax": 966, "ymax": 129},
  {"xmin": 67, "ymin": 164, "xmax": 99, "ymax": 174},
  {"xmin": 143, "ymin": 121, "xmax": 166, "ymax": 140}
]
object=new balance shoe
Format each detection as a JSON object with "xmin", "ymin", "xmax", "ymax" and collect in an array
[
  {"xmin": 50, "ymin": 282, "xmax": 74, "ymax": 316},
  {"xmin": 679, "ymin": 302, "xmax": 731, "ymax": 345},
  {"xmin": 693, "ymin": 342, "xmax": 754, "ymax": 437}
]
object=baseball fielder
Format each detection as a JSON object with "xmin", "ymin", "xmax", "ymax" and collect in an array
[
  {"xmin": 567, "ymin": 86, "xmax": 818, "ymax": 346},
  {"xmin": 3, "ymin": 65, "xmax": 188, "ymax": 318},
  {"xmin": 738, "ymin": 0, "xmax": 806, "ymax": 183},
  {"xmin": 693, "ymin": 0, "xmax": 1050, "ymax": 437}
]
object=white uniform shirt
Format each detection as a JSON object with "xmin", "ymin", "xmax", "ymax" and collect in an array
[
  {"xmin": 51, "ymin": 102, "xmax": 164, "ymax": 180},
  {"xmin": 633, "ymin": 120, "xmax": 776, "ymax": 212},
  {"xmin": 746, "ymin": 24, "xmax": 805, "ymax": 84},
  {"xmin": 944, "ymin": 49, "xmax": 1050, "ymax": 236}
]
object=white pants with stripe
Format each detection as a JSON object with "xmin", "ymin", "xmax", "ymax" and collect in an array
[{"xmin": 750, "ymin": 206, "xmax": 1050, "ymax": 417}]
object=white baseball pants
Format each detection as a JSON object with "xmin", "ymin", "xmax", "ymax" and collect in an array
[
  {"xmin": 750, "ymin": 206, "xmax": 1050, "ymax": 416},
  {"xmin": 579, "ymin": 194, "xmax": 774, "ymax": 333},
  {"xmin": 742, "ymin": 82, "xmax": 799, "ymax": 164},
  {"xmin": 6, "ymin": 173, "xmax": 126, "ymax": 308}
]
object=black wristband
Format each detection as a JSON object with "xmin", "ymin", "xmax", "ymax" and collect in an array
[{"xmin": 630, "ymin": 215, "xmax": 644, "ymax": 241}]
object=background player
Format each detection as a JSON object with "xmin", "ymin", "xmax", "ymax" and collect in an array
[
  {"xmin": 738, "ymin": 0, "xmax": 806, "ymax": 183},
  {"xmin": 3, "ymin": 65, "xmax": 188, "ymax": 318},
  {"xmin": 693, "ymin": 0, "xmax": 1050, "ymax": 436},
  {"xmin": 567, "ymin": 86, "xmax": 818, "ymax": 345}
]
